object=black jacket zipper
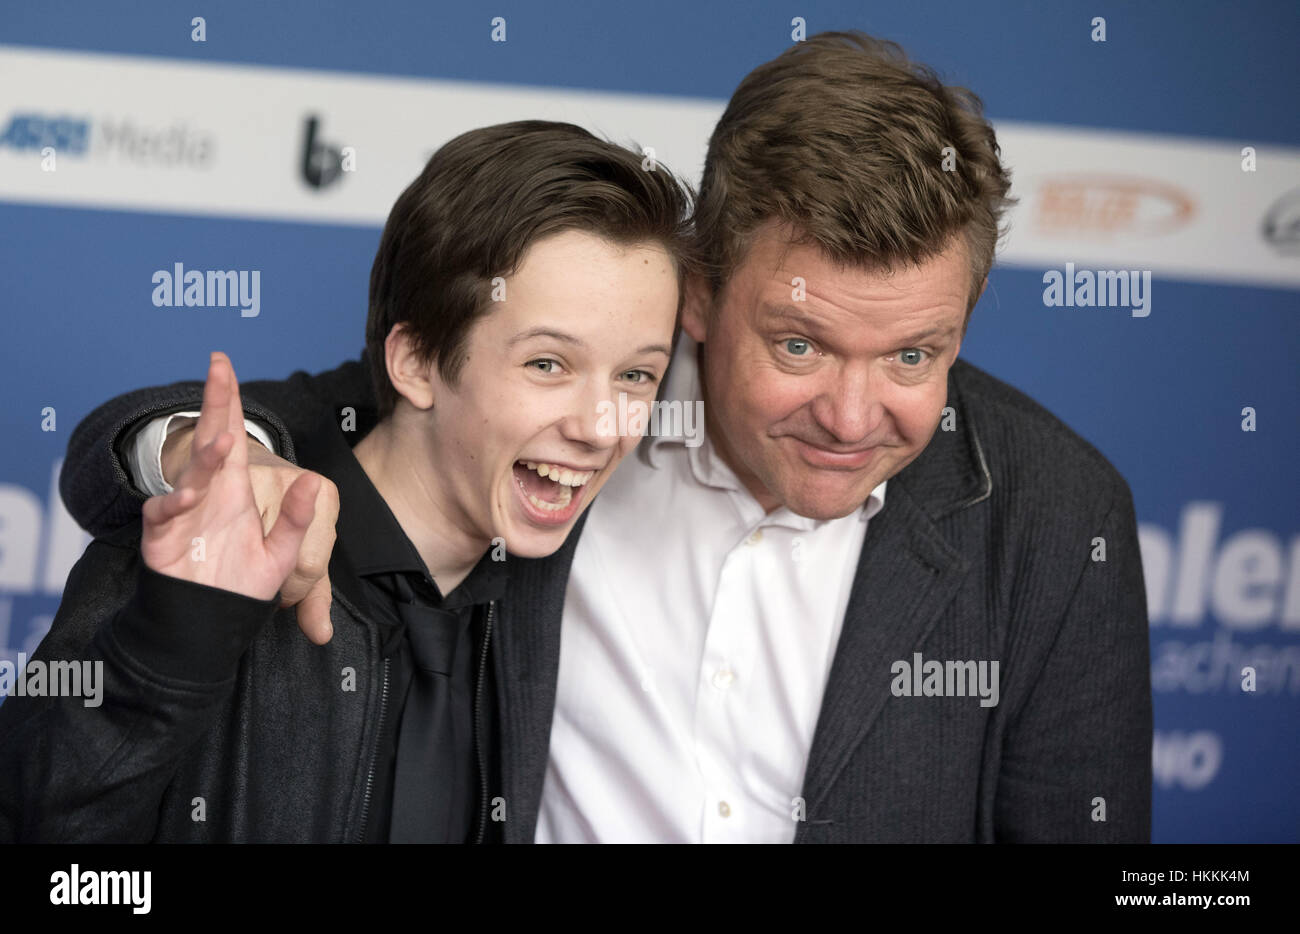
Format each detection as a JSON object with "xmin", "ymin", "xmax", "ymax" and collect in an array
[
  {"xmin": 356, "ymin": 654, "xmax": 390, "ymax": 842},
  {"xmin": 472, "ymin": 600, "xmax": 496, "ymax": 844}
]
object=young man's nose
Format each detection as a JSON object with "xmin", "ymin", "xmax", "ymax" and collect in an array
[{"xmin": 560, "ymin": 382, "xmax": 625, "ymax": 451}]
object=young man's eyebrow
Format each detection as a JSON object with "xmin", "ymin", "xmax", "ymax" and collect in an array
[
  {"xmin": 635, "ymin": 344, "xmax": 673, "ymax": 357},
  {"xmin": 508, "ymin": 327, "xmax": 588, "ymax": 347},
  {"xmin": 509, "ymin": 328, "xmax": 671, "ymax": 358}
]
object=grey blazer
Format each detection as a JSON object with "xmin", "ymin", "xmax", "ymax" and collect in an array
[{"xmin": 58, "ymin": 354, "xmax": 1153, "ymax": 842}]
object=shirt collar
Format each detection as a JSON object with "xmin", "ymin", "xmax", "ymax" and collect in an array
[
  {"xmin": 643, "ymin": 335, "xmax": 706, "ymax": 469},
  {"xmin": 642, "ymin": 334, "xmax": 886, "ymax": 526},
  {"xmin": 313, "ymin": 426, "xmax": 426, "ymax": 579},
  {"xmin": 306, "ymin": 418, "xmax": 507, "ymax": 606}
]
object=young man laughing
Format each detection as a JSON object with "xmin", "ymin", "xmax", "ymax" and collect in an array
[{"xmin": 0, "ymin": 120, "xmax": 694, "ymax": 842}]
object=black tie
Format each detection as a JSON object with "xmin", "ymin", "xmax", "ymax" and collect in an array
[{"xmin": 389, "ymin": 599, "xmax": 475, "ymax": 843}]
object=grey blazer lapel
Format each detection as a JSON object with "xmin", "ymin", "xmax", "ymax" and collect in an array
[{"xmin": 795, "ymin": 362, "xmax": 992, "ymax": 835}]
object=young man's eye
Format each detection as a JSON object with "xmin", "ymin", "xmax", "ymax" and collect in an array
[
  {"xmin": 620, "ymin": 369, "xmax": 658, "ymax": 385},
  {"xmin": 782, "ymin": 338, "xmax": 813, "ymax": 356},
  {"xmin": 528, "ymin": 358, "xmax": 563, "ymax": 374}
]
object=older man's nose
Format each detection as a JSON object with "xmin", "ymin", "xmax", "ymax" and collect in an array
[{"xmin": 811, "ymin": 365, "xmax": 879, "ymax": 444}]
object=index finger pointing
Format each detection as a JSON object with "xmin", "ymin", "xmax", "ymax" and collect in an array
[
  {"xmin": 194, "ymin": 351, "xmax": 232, "ymax": 453},
  {"xmin": 213, "ymin": 351, "xmax": 250, "ymax": 468}
]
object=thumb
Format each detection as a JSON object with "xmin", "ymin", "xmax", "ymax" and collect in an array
[
  {"xmin": 264, "ymin": 472, "xmax": 320, "ymax": 573},
  {"xmin": 296, "ymin": 573, "xmax": 334, "ymax": 645}
]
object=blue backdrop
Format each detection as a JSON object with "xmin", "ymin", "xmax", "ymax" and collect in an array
[{"xmin": 1, "ymin": 0, "xmax": 1296, "ymax": 843}]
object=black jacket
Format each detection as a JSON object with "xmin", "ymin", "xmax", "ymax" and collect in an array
[
  {"xmin": 38, "ymin": 353, "xmax": 1153, "ymax": 842},
  {"xmin": 0, "ymin": 367, "xmax": 516, "ymax": 842}
]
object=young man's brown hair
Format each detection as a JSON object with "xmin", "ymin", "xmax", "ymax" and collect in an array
[
  {"xmin": 366, "ymin": 120, "xmax": 697, "ymax": 417},
  {"xmin": 693, "ymin": 30, "xmax": 1016, "ymax": 331}
]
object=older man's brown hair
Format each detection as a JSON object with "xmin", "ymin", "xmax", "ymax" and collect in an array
[{"xmin": 694, "ymin": 31, "xmax": 1015, "ymax": 328}]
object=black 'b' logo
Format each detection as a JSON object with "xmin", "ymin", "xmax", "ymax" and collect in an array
[{"xmin": 301, "ymin": 115, "xmax": 343, "ymax": 189}]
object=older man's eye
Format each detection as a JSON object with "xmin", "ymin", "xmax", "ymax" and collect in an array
[
  {"xmin": 783, "ymin": 338, "xmax": 812, "ymax": 356},
  {"xmin": 898, "ymin": 349, "xmax": 927, "ymax": 366}
]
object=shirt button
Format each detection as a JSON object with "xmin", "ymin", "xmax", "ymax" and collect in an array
[
  {"xmin": 718, "ymin": 801, "xmax": 731, "ymax": 818},
  {"xmin": 746, "ymin": 530, "xmax": 763, "ymax": 545},
  {"xmin": 711, "ymin": 668, "xmax": 735, "ymax": 690}
]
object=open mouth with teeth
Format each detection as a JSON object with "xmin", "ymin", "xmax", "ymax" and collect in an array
[{"xmin": 511, "ymin": 460, "xmax": 596, "ymax": 524}]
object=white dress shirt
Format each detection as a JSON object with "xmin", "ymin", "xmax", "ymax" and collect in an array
[
  {"xmin": 535, "ymin": 337, "xmax": 886, "ymax": 843},
  {"xmin": 127, "ymin": 342, "xmax": 886, "ymax": 843}
]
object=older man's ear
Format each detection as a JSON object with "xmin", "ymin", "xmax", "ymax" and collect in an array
[
  {"xmin": 681, "ymin": 274, "xmax": 715, "ymax": 344},
  {"xmin": 956, "ymin": 276, "xmax": 989, "ymax": 349}
]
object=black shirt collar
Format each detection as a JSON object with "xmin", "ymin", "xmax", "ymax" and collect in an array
[{"xmin": 291, "ymin": 411, "xmax": 509, "ymax": 612}]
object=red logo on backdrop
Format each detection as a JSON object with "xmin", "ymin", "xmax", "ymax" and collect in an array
[{"xmin": 1034, "ymin": 175, "xmax": 1196, "ymax": 237}]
